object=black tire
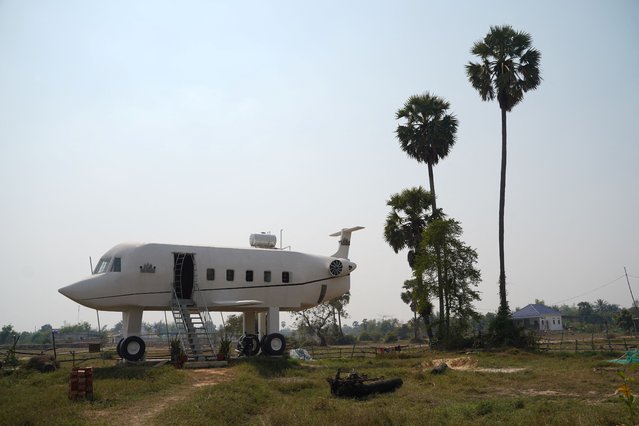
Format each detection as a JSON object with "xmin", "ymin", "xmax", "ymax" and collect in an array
[
  {"xmin": 238, "ymin": 334, "xmax": 260, "ymax": 356},
  {"xmin": 120, "ymin": 336, "xmax": 146, "ymax": 361},
  {"xmin": 261, "ymin": 333, "xmax": 286, "ymax": 356},
  {"xmin": 116, "ymin": 338, "xmax": 124, "ymax": 358}
]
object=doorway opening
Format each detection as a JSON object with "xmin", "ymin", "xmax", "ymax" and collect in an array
[{"xmin": 174, "ymin": 253, "xmax": 195, "ymax": 299}]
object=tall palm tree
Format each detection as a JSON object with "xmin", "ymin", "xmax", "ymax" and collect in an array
[
  {"xmin": 395, "ymin": 93, "xmax": 458, "ymax": 217},
  {"xmin": 466, "ymin": 25, "xmax": 541, "ymax": 316}
]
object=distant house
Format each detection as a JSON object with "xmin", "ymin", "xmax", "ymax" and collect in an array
[{"xmin": 513, "ymin": 304, "xmax": 563, "ymax": 331}]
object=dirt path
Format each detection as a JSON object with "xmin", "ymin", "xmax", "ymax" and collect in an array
[{"xmin": 86, "ymin": 368, "xmax": 234, "ymax": 426}]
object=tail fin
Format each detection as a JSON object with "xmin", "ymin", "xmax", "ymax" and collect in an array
[{"xmin": 330, "ymin": 226, "xmax": 365, "ymax": 259}]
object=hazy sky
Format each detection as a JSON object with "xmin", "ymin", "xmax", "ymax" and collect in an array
[{"xmin": 1, "ymin": 1, "xmax": 637, "ymax": 332}]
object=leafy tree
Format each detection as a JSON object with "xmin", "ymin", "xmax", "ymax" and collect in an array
[
  {"xmin": 59, "ymin": 321, "xmax": 92, "ymax": 333},
  {"xmin": 29, "ymin": 324, "xmax": 53, "ymax": 344},
  {"xmin": 466, "ymin": 25, "xmax": 541, "ymax": 339},
  {"xmin": 578, "ymin": 301, "xmax": 594, "ymax": 324},
  {"xmin": 294, "ymin": 303, "xmax": 334, "ymax": 346},
  {"xmin": 111, "ymin": 321, "xmax": 123, "ymax": 334},
  {"xmin": 401, "ymin": 278, "xmax": 434, "ymax": 341},
  {"xmin": 0, "ymin": 324, "xmax": 16, "ymax": 345},
  {"xmin": 616, "ymin": 309, "xmax": 636, "ymax": 332},
  {"xmin": 222, "ymin": 314, "xmax": 243, "ymax": 340},
  {"xmin": 328, "ymin": 292, "xmax": 350, "ymax": 337},
  {"xmin": 415, "ymin": 218, "xmax": 481, "ymax": 345}
]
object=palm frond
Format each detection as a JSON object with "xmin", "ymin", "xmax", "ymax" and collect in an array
[{"xmin": 467, "ymin": 25, "xmax": 541, "ymax": 111}]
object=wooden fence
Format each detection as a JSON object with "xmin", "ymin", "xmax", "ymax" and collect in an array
[
  {"xmin": 0, "ymin": 340, "xmax": 172, "ymax": 365},
  {"xmin": 302, "ymin": 344, "xmax": 430, "ymax": 360},
  {"xmin": 537, "ymin": 333, "xmax": 639, "ymax": 353}
]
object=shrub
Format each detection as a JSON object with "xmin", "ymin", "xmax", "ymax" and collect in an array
[
  {"xmin": 384, "ymin": 332, "xmax": 398, "ymax": 343},
  {"xmin": 476, "ymin": 401, "xmax": 494, "ymax": 416},
  {"xmin": 359, "ymin": 331, "xmax": 372, "ymax": 341},
  {"xmin": 100, "ymin": 350, "xmax": 116, "ymax": 360},
  {"xmin": 333, "ymin": 334, "xmax": 356, "ymax": 345}
]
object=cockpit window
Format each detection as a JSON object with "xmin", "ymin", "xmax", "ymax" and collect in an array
[
  {"xmin": 94, "ymin": 257, "xmax": 111, "ymax": 274},
  {"xmin": 111, "ymin": 257, "xmax": 121, "ymax": 272}
]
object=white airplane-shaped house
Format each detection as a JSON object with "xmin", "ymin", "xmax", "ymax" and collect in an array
[{"xmin": 59, "ymin": 226, "xmax": 363, "ymax": 361}]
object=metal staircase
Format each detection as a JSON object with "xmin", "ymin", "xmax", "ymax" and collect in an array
[{"xmin": 171, "ymin": 253, "xmax": 216, "ymax": 361}]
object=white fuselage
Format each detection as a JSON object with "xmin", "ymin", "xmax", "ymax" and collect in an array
[{"xmin": 59, "ymin": 242, "xmax": 356, "ymax": 314}]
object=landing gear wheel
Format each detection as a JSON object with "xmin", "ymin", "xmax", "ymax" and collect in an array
[
  {"xmin": 116, "ymin": 338, "xmax": 125, "ymax": 358},
  {"xmin": 237, "ymin": 334, "xmax": 260, "ymax": 356},
  {"xmin": 120, "ymin": 336, "xmax": 146, "ymax": 361},
  {"xmin": 262, "ymin": 333, "xmax": 286, "ymax": 356}
]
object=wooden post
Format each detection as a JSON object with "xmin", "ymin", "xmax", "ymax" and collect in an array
[
  {"xmin": 608, "ymin": 336, "xmax": 612, "ymax": 352},
  {"xmin": 625, "ymin": 338, "xmax": 628, "ymax": 350},
  {"xmin": 575, "ymin": 340, "xmax": 578, "ymax": 352},
  {"xmin": 351, "ymin": 342, "xmax": 356, "ymax": 358},
  {"xmin": 559, "ymin": 331, "xmax": 564, "ymax": 351},
  {"xmin": 51, "ymin": 331, "xmax": 57, "ymax": 360},
  {"xmin": 591, "ymin": 332, "xmax": 595, "ymax": 350}
]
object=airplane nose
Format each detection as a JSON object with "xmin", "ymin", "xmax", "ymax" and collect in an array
[{"xmin": 58, "ymin": 277, "xmax": 93, "ymax": 304}]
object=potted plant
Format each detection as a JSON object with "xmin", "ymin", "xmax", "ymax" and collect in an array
[
  {"xmin": 170, "ymin": 336, "xmax": 186, "ymax": 367},
  {"xmin": 217, "ymin": 336, "xmax": 231, "ymax": 361}
]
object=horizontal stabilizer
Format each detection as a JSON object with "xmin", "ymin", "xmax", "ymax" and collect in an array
[
  {"xmin": 209, "ymin": 300, "xmax": 263, "ymax": 307},
  {"xmin": 329, "ymin": 226, "xmax": 365, "ymax": 237},
  {"xmin": 330, "ymin": 226, "xmax": 365, "ymax": 258}
]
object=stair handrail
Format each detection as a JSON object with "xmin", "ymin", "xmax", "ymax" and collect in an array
[
  {"xmin": 191, "ymin": 257, "xmax": 216, "ymax": 357},
  {"xmin": 170, "ymin": 288, "xmax": 190, "ymax": 356}
]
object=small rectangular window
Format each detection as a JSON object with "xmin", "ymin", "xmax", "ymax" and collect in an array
[
  {"xmin": 207, "ymin": 268, "xmax": 215, "ymax": 281},
  {"xmin": 226, "ymin": 269, "xmax": 234, "ymax": 281},
  {"xmin": 264, "ymin": 271, "xmax": 271, "ymax": 283},
  {"xmin": 112, "ymin": 257, "xmax": 121, "ymax": 272},
  {"xmin": 246, "ymin": 270, "xmax": 253, "ymax": 282},
  {"xmin": 282, "ymin": 271, "xmax": 290, "ymax": 283}
]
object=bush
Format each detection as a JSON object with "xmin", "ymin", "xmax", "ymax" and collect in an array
[
  {"xmin": 384, "ymin": 332, "xmax": 398, "ymax": 343},
  {"xmin": 333, "ymin": 334, "xmax": 356, "ymax": 345},
  {"xmin": 100, "ymin": 350, "xmax": 116, "ymax": 360},
  {"xmin": 476, "ymin": 401, "xmax": 494, "ymax": 416},
  {"xmin": 359, "ymin": 331, "xmax": 373, "ymax": 341},
  {"xmin": 488, "ymin": 307, "xmax": 538, "ymax": 350}
]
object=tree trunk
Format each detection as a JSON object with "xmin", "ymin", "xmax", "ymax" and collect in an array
[
  {"xmin": 428, "ymin": 161, "xmax": 437, "ymax": 216},
  {"xmin": 498, "ymin": 107, "xmax": 509, "ymax": 312},
  {"xmin": 318, "ymin": 332, "xmax": 327, "ymax": 347},
  {"xmin": 429, "ymin": 161, "xmax": 446, "ymax": 341},
  {"xmin": 443, "ymin": 249, "xmax": 450, "ymax": 331},
  {"xmin": 422, "ymin": 314, "xmax": 434, "ymax": 342}
]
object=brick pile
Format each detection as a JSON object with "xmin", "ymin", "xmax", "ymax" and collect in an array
[{"xmin": 68, "ymin": 367, "xmax": 93, "ymax": 400}]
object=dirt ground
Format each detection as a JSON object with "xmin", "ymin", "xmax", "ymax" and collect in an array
[
  {"xmin": 424, "ymin": 356, "xmax": 527, "ymax": 373},
  {"xmin": 86, "ymin": 367, "xmax": 234, "ymax": 425}
]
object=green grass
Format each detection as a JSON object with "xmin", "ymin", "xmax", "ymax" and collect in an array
[{"xmin": 0, "ymin": 350, "xmax": 631, "ymax": 425}]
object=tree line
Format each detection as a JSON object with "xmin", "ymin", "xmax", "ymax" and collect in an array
[{"xmin": 3, "ymin": 298, "xmax": 638, "ymax": 348}]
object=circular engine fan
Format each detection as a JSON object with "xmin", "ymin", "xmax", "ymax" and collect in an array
[{"xmin": 329, "ymin": 260, "xmax": 343, "ymax": 276}]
